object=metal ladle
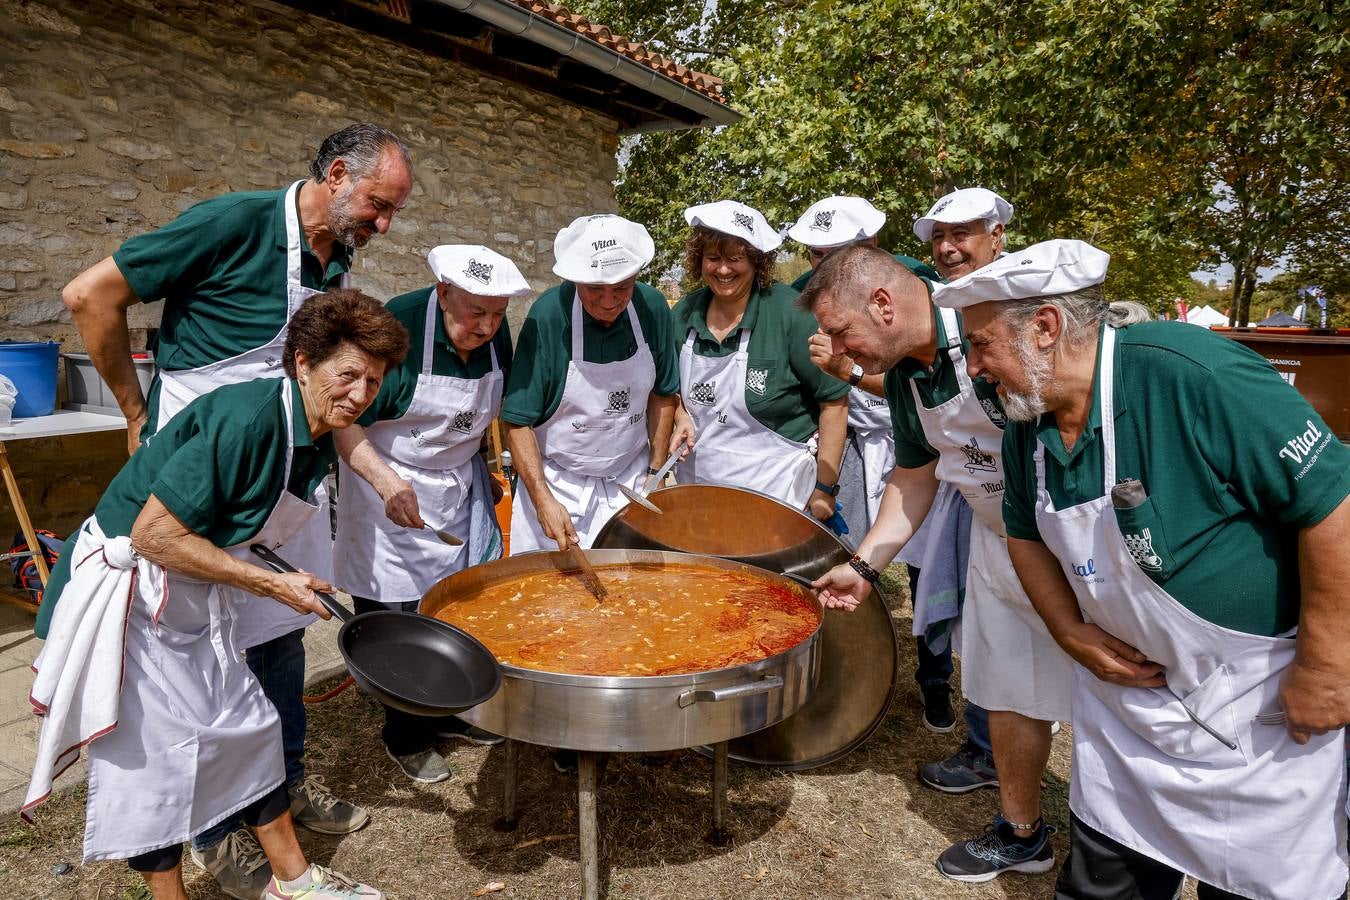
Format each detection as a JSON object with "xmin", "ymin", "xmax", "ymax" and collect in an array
[
  {"xmin": 617, "ymin": 453, "xmax": 682, "ymax": 514},
  {"xmin": 425, "ymin": 524, "xmax": 463, "ymax": 546}
]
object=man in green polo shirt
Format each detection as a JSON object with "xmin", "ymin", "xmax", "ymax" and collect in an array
[
  {"xmin": 503, "ymin": 214, "xmax": 679, "ymax": 556},
  {"xmin": 801, "ymin": 242, "xmax": 1074, "ymax": 884},
  {"xmin": 943, "ymin": 239, "xmax": 1349, "ymax": 899},
  {"xmin": 58, "ymin": 123, "xmax": 414, "ymax": 897}
]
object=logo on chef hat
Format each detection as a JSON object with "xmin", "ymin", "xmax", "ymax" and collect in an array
[
  {"xmin": 449, "ymin": 411, "xmax": 477, "ymax": 434},
  {"xmin": 690, "ymin": 381, "xmax": 716, "ymax": 406},
  {"xmin": 932, "ymin": 198, "xmax": 953, "ymax": 215},
  {"xmin": 464, "ymin": 259, "xmax": 494, "ymax": 285},
  {"xmin": 810, "ymin": 210, "xmax": 835, "ymax": 232},
  {"xmin": 732, "ymin": 212, "xmax": 756, "ymax": 234},
  {"xmin": 606, "ymin": 389, "xmax": 630, "ymax": 415},
  {"xmin": 745, "ymin": 367, "xmax": 768, "ymax": 396}
]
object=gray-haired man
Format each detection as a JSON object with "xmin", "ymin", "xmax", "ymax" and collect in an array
[{"xmin": 61, "ymin": 122, "xmax": 413, "ymax": 898}]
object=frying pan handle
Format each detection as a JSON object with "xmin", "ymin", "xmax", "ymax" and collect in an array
[
  {"xmin": 249, "ymin": 543, "xmax": 354, "ymax": 623},
  {"xmin": 677, "ymin": 675, "xmax": 784, "ymax": 708}
]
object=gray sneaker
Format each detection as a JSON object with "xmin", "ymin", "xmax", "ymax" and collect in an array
[
  {"xmin": 287, "ymin": 774, "xmax": 370, "ymax": 835},
  {"xmin": 189, "ymin": 826, "xmax": 273, "ymax": 900},
  {"xmin": 437, "ymin": 722, "xmax": 505, "ymax": 747},
  {"xmin": 918, "ymin": 744, "xmax": 999, "ymax": 793},
  {"xmin": 385, "ymin": 746, "xmax": 451, "ymax": 783}
]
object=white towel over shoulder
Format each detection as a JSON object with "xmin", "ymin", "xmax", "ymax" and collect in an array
[{"xmin": 23, "ymin": 519, "xmax": 165, "ymax": 818}]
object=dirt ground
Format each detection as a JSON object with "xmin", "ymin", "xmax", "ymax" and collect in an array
[{"xmin": 2, "ymin": 569, "xmax": 1087, "ymax": 900}]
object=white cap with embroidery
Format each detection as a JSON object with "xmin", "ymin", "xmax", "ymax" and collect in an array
[
  {"xmin": 683, "ymin": 200, "xmax": 782, "ymax": 253},
  {"xmin": 932, "ymin": 239, "xmax": 1110, "ymax": 309},
  {"xmin": 912, "ymin": 187, "xmax": 1014, "ymax": 242},
  {"xmin": 552, "ymin": 214, "xmax": 655, "ymax": 285},
  {"xmin": 787, "ymin": 196, "xmax": 886, "ymax": 249},
  {"xmin": 427, "ymin": 245, "xmax": 531, "ymax": 297}
]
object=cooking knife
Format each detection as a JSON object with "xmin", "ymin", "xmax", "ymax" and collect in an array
[{"xmin": 617, "ymin": 452, "xmax": 682, "ymax": 514}]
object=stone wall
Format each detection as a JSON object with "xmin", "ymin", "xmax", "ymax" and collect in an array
[{"xmin": 0, "ymin": 0, "xmax": 621, "ymax": 541}]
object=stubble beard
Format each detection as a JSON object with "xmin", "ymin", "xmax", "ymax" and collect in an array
[{"xmin": 328, "ymin": 182, "xmax": 372, "ymax": 249}]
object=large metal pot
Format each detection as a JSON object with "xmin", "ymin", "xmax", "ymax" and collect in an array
[{"xmin": 419, "ymin": 548, "xmax": 823, "ymax": 753}]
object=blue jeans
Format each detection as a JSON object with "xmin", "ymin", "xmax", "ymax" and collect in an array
[
  {"xmin": 908, "ymin": 565, "xmax": 992, "ymax": 756},
  {"xmin": 192, "ymin": 627, "xmax": 307, "ymax": 850}
]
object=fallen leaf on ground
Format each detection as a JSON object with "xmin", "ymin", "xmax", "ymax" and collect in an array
[
  {"xmin": 740, "ymin": 866, "xmax": 769, "ymax": 882},
  {"xmin": 472, "ymin": 883, "xmax": 506, "ymax": 897},
  {"xmin": 859, "ymin": 823, "xmax": 872, "ymax": 836}
]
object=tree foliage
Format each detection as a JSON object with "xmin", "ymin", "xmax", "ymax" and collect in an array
[{"xmin": 574, "ymin": 0, "xmax": 1349, "ymax": 318}]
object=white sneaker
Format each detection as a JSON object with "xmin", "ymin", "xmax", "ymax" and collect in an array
[{"xmin": 262, "ymin": 864, "xmax": 383, "ymax": 899}]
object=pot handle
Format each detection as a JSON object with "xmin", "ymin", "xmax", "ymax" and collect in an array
[
  {"xmin": 250, "ymin": 543, "xmax": 353, "ymax": 623},
  {"xmin": 678, "ymin": 675, "xmax": 783, "ymax": 709}
]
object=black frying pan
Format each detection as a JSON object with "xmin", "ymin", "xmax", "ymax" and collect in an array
[{"xmin": 251, "ymin": 544, "xmax": 501, "ymax": 717}]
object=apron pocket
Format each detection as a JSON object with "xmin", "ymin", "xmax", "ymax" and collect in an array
[
  {"xmin": 1112, "ymin": 497, "xmax": 1175, "ymax": 581},
  {"xmin": 1082, "ymin": 664, "xmax": 1246, "ymax": 765}
]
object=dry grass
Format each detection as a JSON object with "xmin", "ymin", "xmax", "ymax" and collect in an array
[{"xmin": 2, "ymin": 569, "xmax": 1083, "ymax": 899}]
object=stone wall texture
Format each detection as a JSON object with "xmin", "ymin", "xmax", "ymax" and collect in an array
[{"xmin": 0, "ymin": 0, "xmax": 620, "ymax": 543}]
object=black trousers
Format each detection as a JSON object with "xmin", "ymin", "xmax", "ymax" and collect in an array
[
  {"xmin": 1055, "ymin": 812, "xmax": 1251, "ymax": 900},
  {"xmin": 126, "ymin": 783, "xmax": 290, "ymax": 872},
  {"xmin": 352, "ymin": 596, "xmax": 461, "ymax": 755}
]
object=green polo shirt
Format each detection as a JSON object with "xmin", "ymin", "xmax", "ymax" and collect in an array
[
  {"xmin": 671, "ymin": 281, "xmax": 850, "ymax": 442},
  {"xmin": 359, "ymin": 286, "xmax": 514, "ymax": 424},
  {"xmin": 501, "ymin": 281, "xmax": 680, "ymax": 427},
  {"xmin": 791, "ymin": 253, "xmax": 942, "ymax": 291},
  {"xmin": 36, "ymin": 378, "xmax": 335, "ymax": 639},
  {"xmin": 114, "ymin": 186, "xmax": 353, "ymax": 371},
  {"xmin": 883, "ymin": 303, "xmax": 1004, "ymax": 468},
  {"xmin": 114, "ymin": 185, "xmax": 353, "ymax": 437},
  {"xmin": 1002, "ymin": 321, "xmax": 1350, "ymax": 636}
]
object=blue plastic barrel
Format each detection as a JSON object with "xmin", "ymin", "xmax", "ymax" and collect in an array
[{"xmin": 0, "ymin": 341, "xmax": 59, "ymax": 418}]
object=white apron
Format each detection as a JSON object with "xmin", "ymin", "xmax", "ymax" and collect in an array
[
  {"xmin": 911, "ymin": 306, "xmax": 1072, "ymax": 720},
  {"xmin": 334, "ymin": 291, "xmax": 503, "ymax": 602},
  {"xmin": 510, "ymin": 296, "xmax": 655, "ymax": 553},
  {"xmin": 1035, "ymin": 325, "xmax": 1347, "ymax": 899},
  {"xmin": 83, "ymin": 385, "xmax": 320, "ymax": 861},
  {"xmin": 847, "ymin": 385, "xmax": 895, "ymax": 526},
  {"xmin": 154, "ymin": 180, "xmax": 343, "ymax": 648},
  {"xmin": 676, "ymin": 329, "xmax": 816, "ymax": 509}
]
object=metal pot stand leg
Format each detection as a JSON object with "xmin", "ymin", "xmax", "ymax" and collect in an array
[{"xmin": 495, "ymin": 740, "xmax": 735, "ymax": 900}]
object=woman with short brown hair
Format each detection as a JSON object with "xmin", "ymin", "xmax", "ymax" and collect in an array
[{"xmin": 27, "ymin": 289, "xmax": 406, "ymax": 900}]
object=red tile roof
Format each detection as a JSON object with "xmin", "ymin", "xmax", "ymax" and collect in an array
[{"xmin": 514, "ymin": 0, "xmax": 726, "ymax": 102}]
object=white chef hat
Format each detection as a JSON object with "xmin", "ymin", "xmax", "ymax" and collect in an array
[
  {"xmin": 551, "ymin": 214, "xmax": 655, "ymax": 285},
  {"xmin": 683, "ymin": 200, "xmax": 782, "ymax": 253},
  {"xmin": 932, "ymin": 239, "xmax": 1110, "ymax": 309},
  {"xmin": 427, "ymin": 245, "xmax": 531, "ymax": 297},
  {"xmin": 912, "ymin": 187, "xmax": 1014, "ymax": 242},
  {"xmin": 787, "ymin": 196, "xmax": 886, "ymax": 249}
]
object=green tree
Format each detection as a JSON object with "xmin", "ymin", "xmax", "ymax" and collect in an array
[{"xmin": 576, "ymin": 0, "xmax": 1348, "ymax": 315}]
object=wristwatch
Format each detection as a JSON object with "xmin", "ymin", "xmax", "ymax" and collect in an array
[
  {"xmin": 847, "ymin": 363, "xmax": 864, "ymax": 386},
  {"xmin": 814, "ymin": 480, "xmax": 840, "ymax": 497}
]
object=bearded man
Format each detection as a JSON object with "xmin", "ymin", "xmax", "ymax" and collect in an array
[{"xmin": 59, "ymin": 122, "xmax": 414, "ymax": 897}]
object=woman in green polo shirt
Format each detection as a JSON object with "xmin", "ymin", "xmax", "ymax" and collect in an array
[
  {"xmin": 26, "ymin": 289, "xmax": 406, "ymax": 900},
  {"xmin": 672, "ymin": 200, "xmax": 848, "ymax": 520}
]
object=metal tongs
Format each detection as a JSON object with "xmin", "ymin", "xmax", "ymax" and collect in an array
[
  {"xmin": 617, "ymin": 453, "xmax": 681, "ymax": 514},
  {"xmin": 555, "ymin": 540, "xmax": 608, "ymax": 602}
]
